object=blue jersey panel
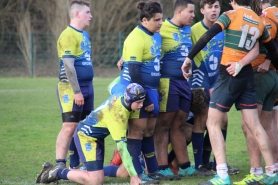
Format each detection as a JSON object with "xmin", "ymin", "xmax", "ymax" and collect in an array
[{"xmin": 160, "ymin": 18, "xmax": 192, "ymax": 79}]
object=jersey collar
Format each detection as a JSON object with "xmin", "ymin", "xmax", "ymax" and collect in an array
[{"xmin": 138, "ymin": 24, "xmax": 154, "ymax": 36}]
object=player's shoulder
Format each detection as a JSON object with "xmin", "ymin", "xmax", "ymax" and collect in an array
[
  {"xmin": 223, "ymin": 9, "xmax": 235, "ymax": 15},
  {"xmin": 191, "ymin": 21, "xmax": 202, "ymax": 31}
]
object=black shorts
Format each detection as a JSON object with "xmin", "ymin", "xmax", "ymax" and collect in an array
[{"xmin": 210, "ymin": 64, "xmax": 257, "ymax": 112}]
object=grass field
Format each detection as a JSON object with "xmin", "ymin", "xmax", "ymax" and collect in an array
[{"xmin": 0, "ymin": 77, "xmax": 252, "ymax": 185}]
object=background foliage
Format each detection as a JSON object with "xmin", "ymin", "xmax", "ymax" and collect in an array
[{"xmin": 0, "ymin": 0, "xmax": 233, "ymax": 77}]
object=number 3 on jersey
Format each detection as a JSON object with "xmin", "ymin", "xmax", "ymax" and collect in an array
[{"xmin": 238, "ymin": 25, "xmax": 260, "ymax": 50}]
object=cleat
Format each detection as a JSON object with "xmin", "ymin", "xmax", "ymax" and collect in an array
[
  {"xmin": 149, "ymin": 168, "xmax": 181, "ymax": 181},
  {"xmin": 233, "ymin": 173, "xmax": 263, "ymax": 185},
  {"xmin": 139, "ymin": 173, "xmax": 160, "ymax": 184},
  {"xmin": 168, "ymin": 163, "xmax": 178, "ymax": 175},
  {"xmin": 203, "ymin": 162, "xmax": 240, "ymax": 175},
  {"xmin": 198, "ymin": 174, "xmax": 232, "ymax": 185},
  {"xmin": 253, "ymin": 174, "xmax": 278, "ymax": 185},
  {"xmin": 178, "ymin": 166, "xmax": 196, "ymax": 177},
  {"xmin": 40, "ymin": 162, "xmax": 65, "ymax": 184},
  {"xmin": 203, "ymin": 161, "xmax": 215, "ymax": 171},
  {"xmin": 35, "ymin": 162, "xmax": 54, "ymax": 183},
  {"xmin": 195, "ymin": 165, "xmax": 216, "ymax": 176},
  {"xmin": 228, "ymin": 165, "xmax": 240, "ymax": 175},
  {"xmin": 110, "ymin": 149, "xmax": 122, "ymax": 166}
]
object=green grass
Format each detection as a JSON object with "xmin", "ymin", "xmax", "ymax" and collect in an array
[{"xmin": 0, "ymin": 77, "xmax": 251, "ymax": 184}]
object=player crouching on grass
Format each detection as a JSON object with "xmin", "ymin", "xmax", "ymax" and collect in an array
[{"xmin": 35, "ymin": 83, "xmax": 146, "ymax": 185}]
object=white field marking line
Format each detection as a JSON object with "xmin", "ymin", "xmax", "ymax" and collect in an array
[{"xmin": 0, "ymin": 89, "xmax": 50, "ymax": 93}]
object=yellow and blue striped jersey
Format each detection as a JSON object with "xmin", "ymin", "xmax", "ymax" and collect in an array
[
  {"xmin": 121, "ymin": 24, "xmax": 162, "ymax": 89},
  {"xmin": 76, "ymin": 91, "xmax": 132, "ymax": 143},
  {"xmin": 57, "ymin": 26, "xmax": 94, "ymax": 84},
  {"xmin": 160, "ymin": 18, "xmax": 192, "ymax": 79}
]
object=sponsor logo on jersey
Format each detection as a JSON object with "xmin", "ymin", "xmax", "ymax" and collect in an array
[
  {"xmin": 65, "ymin": 50, "xmax": 71, "ymax": 54},
  {"xmin": 130, "ymin": 56, "xmax": 136, "ymax": 61},
  {"xmin": 243, "ymin": 13, "xmax": 259, "ymax": 25}
]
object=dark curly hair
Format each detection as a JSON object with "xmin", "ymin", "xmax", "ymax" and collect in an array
[{"xmin": 190, "ymin": 88, "xmax": 208, "ymax": 114}]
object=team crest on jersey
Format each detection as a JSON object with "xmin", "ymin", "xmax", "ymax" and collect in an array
[
  {"xmin": 62, "ymin": 94, "xmax": 69, "ymax": 103},
  {"xmin": 85, "ymin": 142, "xmax": 92, "ymax": 151},
  {"xmin": 172, "ymin": 33, "xmax": 179, "ymax": 41},
  {"xmin": 65, "ymin": 50, "xmax": 71, "ymax": 55},
  {"xmin": 130, "ymin": 56, "xmax": 137, "ymax": 61}
]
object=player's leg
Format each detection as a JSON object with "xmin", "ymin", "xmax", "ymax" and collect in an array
[
  {"xmin": 154, "ymin": 78, "xmax": 181, "ymax": 180},
  {"xmin": 127, "ymin": 117, "xmax": 159, "ymax": 184},
  {"xmin": 154, "ymin": 111, "xmax": 175, "ymax": 166}
]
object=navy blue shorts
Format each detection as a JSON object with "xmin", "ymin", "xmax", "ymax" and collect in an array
[
  {"xmin": 159, "ymin": 78, "xmax": 191, "ymax": 113},
  {"xmin": 74, "ymin": 129, "xmax": 104, "ymax": 171},
  {"xmin": 210, "ymin": 65, "xmax": 257, "ymax": 112},
  {"xmin": 57, "ymin": 82, "xmax": 94, "ymax": 122}
]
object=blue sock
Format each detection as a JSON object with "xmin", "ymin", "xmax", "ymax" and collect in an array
[
  {"xmin": 202, "ymin": 131, "xmax": 212, "ymax": 164},
  {"xmin": 139, "ymin": 155, "xmax": 146, "ymax": 168},
  {"xmin": 141, "ymin": 136, "xmax": 158, "ymax": 173},
  {"xmin": 212, "ymin": 130, "xmax": 227, "ymax": 167},
  {"xmin": 127, "ymin": 138, "xmax": 143, "ymax": 174},
  {"xmin": 104, "ymin": 165, "xmax": 119, "ymax": 177},
  {"xmin": 57, "ymin": 168, "xmax": 69, "ymax": 180},
  {"xmin": 192, "ymin": 132, "xmax": 204, "ymax": 168},
  {"xmin": 69, "ymin": 137, "xmax": 80, "ymax": 168}
]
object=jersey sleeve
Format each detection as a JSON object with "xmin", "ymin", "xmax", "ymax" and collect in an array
[
  {"xmin": 259, "ymin": 26, "xmax": 271, "ymax": 43},
  {"xmin": 215, "ymin": 11, "xmax": 232, "ymax": 30},
  {"xmin": 123, "ymin": 36, "xmax": 144, "ymax": 63},
  {"xmin": 58, "ymin": 32, "xmax": 77, "ymax": 59}
]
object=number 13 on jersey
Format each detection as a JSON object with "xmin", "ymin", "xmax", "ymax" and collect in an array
[{"xmin": 238, "ymin": 25, "xmax": 260, "ymax": 50}]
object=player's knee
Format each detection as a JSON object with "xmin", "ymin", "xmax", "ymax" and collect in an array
[{"xmin": 61, "ymin": 124, "xmax": 77, "ymax": 136}]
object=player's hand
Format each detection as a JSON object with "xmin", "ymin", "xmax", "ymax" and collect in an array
[
  {"xmin": 181, "ymin": 57, "xmax": 192, "ymax": 80},
  {"xmin": 226, "ymin": 61, "xmax": 243, "ymax": 77},
  {"xmin": 74, "ymin": 93, "xmax": 84, "ymax": 106},
  {"xmin": 130, "ymin": 176, "xmax": 142, "ymax": 185},
  {"xmin": 257, "ymin": 59, "xmax": 270, "ymax": 73},
  {"xmin": 145, "ymin": 104, "xmax": 154, "ymax": 112},
  {"xmin": 117, "ymin": 58, "xmax": 123, "ymax": 70}
]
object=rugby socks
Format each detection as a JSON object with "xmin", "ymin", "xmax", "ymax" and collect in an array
[
  {"xmin": 202, "ymin": 131, "xmax": 212, "ymax": 164},
  {"xmin": 216, "ymin": 163, "xmax": 228, "ymax": 179},
  {"xmin": 57, "ymin": 168, "xmax": 69, "ymax": 180},
  {"xmin": 250, "ymin": 167, "xmax": 263, "ymax": 177},
  {"xmin": 139, "ymin": 155, "xmax": 146, "ymax": 168},
  {"xmin": 104, "ymin": 165, "xmax": 120, "ymax": 177},
  {"xmin": 265, "ymin": 165, "xmax": 276, "ymax": 177},
  {"xmin": 141, "ymin": 136, "xmax": 158, "ymax": 173},
  {"xmin": 127, "ymin": 138, "xmax": 143, "ymax": 174},
  {"xmin": 159, "ymin": 165, "xmax": 169, "ymax": 170},
  {"xmin": 192, "ymin": 132, "xmax": 204, "ymax": 168},
  {"xmin": 179, "ymin": 161, "xmax": 191, "ymax": 169},
  {"xmin": 68, "ymin": 137, "xmax": 80, "ymax": 168}
]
